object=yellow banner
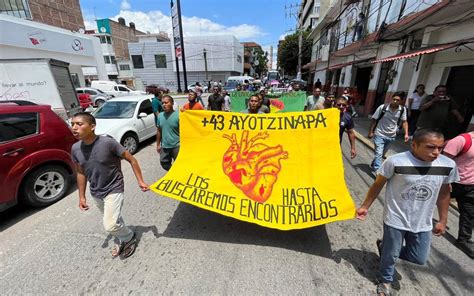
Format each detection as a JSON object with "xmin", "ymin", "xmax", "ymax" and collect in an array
[{"xmin": 151, "ymin": 109, "xmax": 355, "ymax": 230}]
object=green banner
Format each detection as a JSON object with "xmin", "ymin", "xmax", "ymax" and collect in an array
[{"xmin": 230, "ymin": 91, "xmax": 306, "ymax": 113}]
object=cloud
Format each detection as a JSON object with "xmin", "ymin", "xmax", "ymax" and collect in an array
[
  {"xmin": 120, "ymin": 0, "xmax": 131, "ymax": 11},
  {"xmin": 112, "ymin": 10, "xmax": 265, "ymax": 40},
  {"xmin": 279, "ymin": 33, "xmax": 290, "ymax": 40}
]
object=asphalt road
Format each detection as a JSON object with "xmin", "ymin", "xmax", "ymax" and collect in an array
[{"xmin": 0, "ymin": 127, "xmax": 473, "ymax": 294}]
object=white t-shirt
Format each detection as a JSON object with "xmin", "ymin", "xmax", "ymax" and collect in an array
[
  {"xmin": 305, "ymin": 95, "xmax": 325, "ymax": 110},
  {"xmin": 410, "ymin": 92, "xmax": 426, "ymax": 110},
  {"xmin": 378, "ymin": 151, "xmax": 459, "ymax": 232}
]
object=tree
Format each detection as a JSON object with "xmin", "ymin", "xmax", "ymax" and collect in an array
[
  {"xmin": 277, "ymin": 29, "xmax": 312, "ymax": 77},
  {"xmin": 252, "ymin": 47, "xmax": 269, "ymax": 78}
]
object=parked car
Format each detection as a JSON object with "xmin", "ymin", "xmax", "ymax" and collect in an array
[
  {"xmin": 92, "ymin": 95, "xmax": 156, "ymax": 154},
  {"xmin": 91, "ymin": 80, "xmax": 146, "ymax": 97},
  {"xmin": 0, "ymin": 101, "xmax": 77, "ymax": 212},
  {"xmin": 77, "ymin": 93, "xmax": 93, "ymax": 110},
  {"xmin": 76, "ymin": 87, "xmax": 112, "ymax": 107},
  {"xmin": 145, "ymin": 84, "xmax": 170, "ymax": 95},
  {"xmin": 188, "ymin": 83, "xmax": 208, "ymax": 93}
]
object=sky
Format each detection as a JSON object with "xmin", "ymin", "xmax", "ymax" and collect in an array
[{"xmin": 80, "ymin": 0, "xmax": 298, "ymax": 68}]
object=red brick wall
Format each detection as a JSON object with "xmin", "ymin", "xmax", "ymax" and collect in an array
[
  {"xmin": 29, "ymin": 0, "xmax": 85, "ymax": 31},
  {"xmin": 109, "ymin": 20, "xmax": 145, "ymax": 60}
]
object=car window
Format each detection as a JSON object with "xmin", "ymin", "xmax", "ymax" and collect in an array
[
  {"xmin": 118, "ymin": 86, "xmax": 129, "ymax": 91},
  {"xmin": 85, "ymin": 90, "xmax": 96, "ymax": 95},
  {"xmin": 138, "ymin": 99, "xmax": 153, "ymax": 115},
  {"xmin": 77, "ymin": 90, "xmax": 84, "ymax": 94},
  {"xmin": 96, "ymin": 89, "xmax": 106, "ymax": 94},
  {"xmin": 0, "ymin": 113, "xmax": 38, "ymax": 143},
  {"xmin": 93, "ymin": 101, "xmax": 137, "ymax": 118}
]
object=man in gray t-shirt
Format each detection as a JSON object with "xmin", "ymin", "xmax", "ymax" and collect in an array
[
  {"xmin": 304, "ymin": 87, "xmax": 325, "ymax": 111},
  {"xmin": 71, "ymin": 112, "xmax": 149, "ymax": 259},
  {"xmin": 356, "ymin": 129, "xmax": 459, "ymax": 296},
  {"xmin": 368, "ymin": 92, "xmax": 408, "ymax": 171}
]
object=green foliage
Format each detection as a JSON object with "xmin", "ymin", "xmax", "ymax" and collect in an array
[
  {"xmin": 253, "ymin": 47, "xmax": 269, "ymax": 77},
  {"xmin": 277, "ymin": 29, "xmax": 312, "ymax": 76}
]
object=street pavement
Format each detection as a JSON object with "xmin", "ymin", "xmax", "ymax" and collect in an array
[{"xmin": 0, "ymin": 122, "xmax": 473, "ymax": 294}]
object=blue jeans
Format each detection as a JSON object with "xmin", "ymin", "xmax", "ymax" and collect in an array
[
  {"xmin": 371, "ymin": 135, "xmax": 395, "ymax": 170},
  {"xmin": 379, "ymin": 224, "xmax": 431, "ymax": 283}
]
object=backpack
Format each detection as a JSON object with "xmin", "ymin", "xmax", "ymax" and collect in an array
[{"xmin": 375, "ymin": 104, "xmax": 406, "ymax": 128}]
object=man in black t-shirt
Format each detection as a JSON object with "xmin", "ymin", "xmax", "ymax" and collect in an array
[{"xmin": 207, "ymin": 86, "xmax": 224, "ymax": 111}]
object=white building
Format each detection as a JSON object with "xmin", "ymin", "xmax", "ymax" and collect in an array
[
  {"xmin": 129, "ymin": 35, "xmax": 244, "ymax": 92},
  {"xmin": 0, "ymin": 14, "xmax": 107, "ymax": 87}
]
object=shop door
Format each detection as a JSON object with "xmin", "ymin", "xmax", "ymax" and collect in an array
[
  {"xmin": 354, "ymin": 66, "xmax": 372, "ymax": 106},
  {"xmin": 446, "ymin": 65, "xmax": 474, "ymax": 135},
  {"xmin": 373, "ymin": 61, "xmax": 393, "ymax": 113}
]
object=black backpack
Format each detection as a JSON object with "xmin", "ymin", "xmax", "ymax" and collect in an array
[{"xmin": 375, "ymin": 104, "xmax": 406, "ymax": 128}]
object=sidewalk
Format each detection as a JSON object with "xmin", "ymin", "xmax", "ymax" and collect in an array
[
  {"xmin": 352, "ymin": 117, "xmax": 410, "ymax": 157},
  {"xmin": 352, "ymin": 116, "xmax": 458, "ymax": 210}
]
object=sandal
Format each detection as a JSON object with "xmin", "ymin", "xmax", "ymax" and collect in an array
[
  {"xmin": 376, "ymin": 283, "xmax": 391, "ymax": 296},
  {"xmin": 111, "ymin": 244, "xmax": 124, "ymax": 258},
  {"xmin": 120, "ymin": 232, "xmax": 137, "ymax": 259},
  {"xmin": 110, "ymin": 232, "xmax": 137, "ymax": 259},
  {"xmin": 376, "ymin": 239, "xmax": 383, "ymax": 258}
]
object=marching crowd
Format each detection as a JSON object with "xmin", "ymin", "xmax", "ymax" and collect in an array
[{"xmin": 69, "ymin": 81, "xmax": 473, "ymax": 296}]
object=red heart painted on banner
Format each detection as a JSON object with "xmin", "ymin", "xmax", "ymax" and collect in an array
[{"xmin": 222, "ymin": 131, "xmax": 288, "ymax": 203}]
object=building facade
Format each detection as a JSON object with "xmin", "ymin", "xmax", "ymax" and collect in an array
[
  {"xmin": 129, "ymin": 35, "xmax": 244, "ymax": 92},
  {"xmin": 303, "ymin": 0, "xmax": 474, "ymax": 132},
  {"xmin": 0, "ymin": 2, "xmax": 106, "ymax": 87},
  {"xmin": 83, "ymin": 18, "xmax": 157, "ymax": 87},
  {"xmin": 0, "ymin": 0, "xmax": 85, "ymax": 31}
]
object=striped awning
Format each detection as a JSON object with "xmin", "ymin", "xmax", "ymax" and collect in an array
[{"xmin": 371, "ymin": 38, "xmax": 474, "ymax": 64}]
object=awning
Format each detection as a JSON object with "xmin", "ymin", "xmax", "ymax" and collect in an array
[
  {"xmin": 327, "ymin": 61, "xmax": 354, "ymax": 71},
  {"xmin": 371, "ymin": 38, "xmax": 474, "ymax": 64}
]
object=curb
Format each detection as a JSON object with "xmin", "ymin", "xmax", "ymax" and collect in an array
[{"xmin": 353, "ymin": 130, "xmax": 459, "ymax": 211}]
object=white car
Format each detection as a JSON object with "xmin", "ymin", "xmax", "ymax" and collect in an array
[{"xmin": 92, "ymin": 95, "xmax": 156, "ymax": 154}]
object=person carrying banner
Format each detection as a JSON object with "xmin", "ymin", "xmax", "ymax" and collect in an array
[
  {"xmin": 335, "ymin": 97, "xmax": 356, "ymax": 159},
  {"xmin": 368, "ymin": 92, "xmax": 409, "ymax": 171},
  {"xmin": 156, "ymin": 95, "xmax": 180, "ymax": 171},
  {"xmin": 182, "ymin": 89, "xmax": 204, "ymax": 110},
  {"xmin": 443, "ymin": 131, "xmax": 474, "ymax": 258},
  {"xmin": 357, "ymin": 128, "xmax": 459, "ymax": 296},
  {"xmin": 242, "ymin": 95, "xmax": 263, "ymax": 114},
  {"xmin": 152, "ymin": 89, "xmax": 164, "ymax": 127},
  {"xmin": 70, "ymin": 112, "xmax": 149, "ymax": 259},
  {"xmin": 257, "ymin": 93, "xmax": 270, "ymax": 113},
  {"xmin": 304, "ymin": 87, "xmax": 325, "ymax": 111}
]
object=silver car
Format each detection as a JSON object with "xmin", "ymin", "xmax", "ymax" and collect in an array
[{"xmin": 76, "ymin": 87, "xmax": 113, "ymax": 107}]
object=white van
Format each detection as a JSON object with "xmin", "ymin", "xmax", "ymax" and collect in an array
[
  {"xmin": 91, "ymin": 80, "xmax": 146, "ymax": 97},
  {"xmin": 226, "ymin": 76, "xmax": 255, "ymax": 85}
]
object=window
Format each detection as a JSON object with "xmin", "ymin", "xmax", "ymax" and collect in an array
[
  {"xmin": 119, "ymin": 64, "xmax": 131, "ymax": 71},
  {"xmin": 99, "ymin": 35, "xmax": 112, "ymax": 44},
  {"xmin": 0, "ymin": 113, "xmax": 38, "ymax": 142},
  {"xmin": 0, "ymin": 0, "xmax": 31, "ymax": 19},
  {"xmin": 117, "ymin": 86, "xmax": 129, "ymax": 92},
  {"xmin": 77, "ymin": 89, "xmax": 84, "ymax": 94},
  {"xmin": 138, "ymin": 99, "xmax": 153, "ymax": 115},
  {"xmin": 104, "ymin": 56, "xmax": 111, "ymax": 64},
  {"xmin": 154, "ymin": 54, "xmax": 167, "ymax": 68},
  {"xmin": 110, "ymin": 56, "xmax": 116, "ymax": 64},
  {"xmin": 85, "ymin": 90, "xmax": 96, "ymax": 95},
  {"xmin": 131, "ymin": 55, "xmax": 144, "ymax": 69}
]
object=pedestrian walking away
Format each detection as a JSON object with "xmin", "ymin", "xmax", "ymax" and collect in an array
[
  {"xmin": 182, "ymin": 89, "xmax": 204, "ymax": 111},
  {"xmin": 335, "ymin": 98, "xmax": 356, "ymax": 159},
  {"xmin": 222, "ymin": 89, "xmax": 231, "ymax": 112},
  {"xmin": 406, "ymin": 84, "xmax": 426, "ymax": 136},
  {"xmin": 70, "ymin": 112, "xmax": 149, "ymax": 259},
  {"xmin": 356, "ymin": 128, "xmax": 459, "ymax": 296},
  {"xmin": 194, "ymin": 82, "xmax": 205, "ymax": 107},
  {"xmin": 208, "ymin": 86, "xmax": 224, "ymax": 111},
  {"xmin": 443, "ymin": 131, "xmax": 474, "ymax": 258},
  {"xmin": 156, "ymin": 95, "xmax": 180, "ymax": 171},
  {"xmin": 304, "ymin": 87, "xmax": 325, "ymax": 111},
  {"xmin": 368, "ymin": 92, "xmax": 409, "ymax": 171}
]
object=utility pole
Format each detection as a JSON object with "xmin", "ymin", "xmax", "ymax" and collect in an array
[
  {"xmin": 170, "ymin": 0, "xmax": 181, "ymax": 92},
  {"xmin": 176, "ymin": 0, "xmax": 188, "ymax": 91},
  {"xmin": 203, "ymin": 48, "xmax": 208, "ymax": 81}
]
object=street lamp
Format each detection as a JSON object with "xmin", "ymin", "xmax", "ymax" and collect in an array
[{"xmin": 203, "ymin": 48, "xmax": 208, "ymax": 82}]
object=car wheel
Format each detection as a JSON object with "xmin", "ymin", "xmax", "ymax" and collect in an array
[
  {"xmin": 22, "ymin": 165, "xmax": 70, "ymax": 207},
  {"xmin": 95, "ymin": 99, "xmax": 105, "ymax": 107},
  {"xmin": 121, "ymin": 132, "xmax": 139, "ymax": 154}
]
